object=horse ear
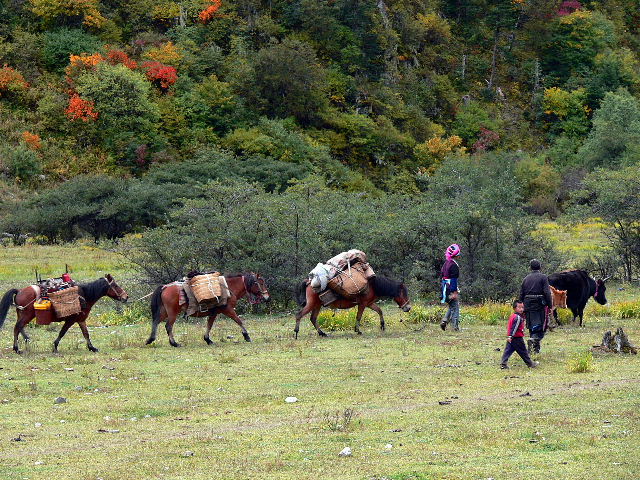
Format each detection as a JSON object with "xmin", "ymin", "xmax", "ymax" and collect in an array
[{"xmin": 105, "ymin": 274, "xmax": 113, "ymax": 281}]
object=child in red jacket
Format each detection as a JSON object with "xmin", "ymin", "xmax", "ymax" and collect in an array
[{"xmin": 500, "ymin": 300, "xmax": 539, "ymax": 369}]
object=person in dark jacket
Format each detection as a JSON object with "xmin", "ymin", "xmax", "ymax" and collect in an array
[
  {"xmin": 440, "ymin": 243, "xmax": 461, "ymax": 331},
  {"xmin": 500, "ymin": 300, "xmax": 538, "ymax": 369},
  {"xmin": 519, "ymin": 259, "xmax": 552, "ymax": 354}
]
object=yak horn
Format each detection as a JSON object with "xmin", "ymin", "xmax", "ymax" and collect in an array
[{"xmin": 602, "ymin": 276, "xmax": 612, "ymax": 282}]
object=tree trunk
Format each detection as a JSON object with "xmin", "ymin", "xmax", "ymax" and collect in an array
[{"xmin": 596, "ymin": 328, "xmax": 638, "ymax": 354}]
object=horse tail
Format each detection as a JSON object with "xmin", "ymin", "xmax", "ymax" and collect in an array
[
  {"xmin": 150, "ymin": 286, "xmax": 164, "ymax": 324},
  {"xmin": 146, "ymin": 285, "xmax": 165, "ymax": 345},
  {"xmin": 294, "ymin": 281, "xmax": 308, "ymax": 308},
  {"xmin": 0, "ymin": 289, "xmax": 19, "ymax": 329}
]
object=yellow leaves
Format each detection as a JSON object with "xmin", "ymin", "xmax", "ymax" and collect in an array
[
  {"xmin": 143, "ymin": 41, "xmax": 182, "ymax": 67},
  {"xmin": 152, "ymin": 2, "xmax": 181, "ymax": 24},
  {"xmin": 414, "ymin": 135, "xmax": 466, "ymax": 174},
  {"xmin": 543, "ymin": 87, "xmax": 586, "ymax": 118},
  {"xmin": 416, "ymin": 12, "xmax": 451, "ymax": 44},
  {"xmin": 30, "ymin": 0, "xmax": 106, "ymax": 28}
]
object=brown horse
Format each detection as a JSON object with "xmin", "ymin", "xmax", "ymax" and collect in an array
[
  {"xmin": 0, "ymin": 274, "xmax": 129, "ymax": 354},
  {"xmin": 146, "ymin": 273, "xmax": 270, "ymax": 347},
  {"xmin": 294, "ymin": 276, "xmax": 412, "ymax": 338}
]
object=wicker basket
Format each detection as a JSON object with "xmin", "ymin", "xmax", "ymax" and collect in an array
[
  {"xmin": 188, "ymin": 273, "xmax": 223, "ymax": 303},
  {"xmin": 327, "ymin": 263, "xmax": 369, "ymax": 299},
  {"xmin": 48, "ymin": 286, "xmax": 82, "ymax": 318}
]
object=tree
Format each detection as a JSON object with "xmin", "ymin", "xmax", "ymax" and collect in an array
[
  {"xmin": 42, "ymin": 28, "xmax": 102, "ymax": 71},
  {"xmin": 74, "ymin": 62, "xmax": 161, "ymax": 163},
  {"xmin": 542, "ymin": 10, "xmax": 616, "ymax": 86},
  {"xmin": 252, "ymin": 39, "xmax": 328, "ymax": 125},
  {"xmin": 577, "ymin": 88, "xmax": 640, "ymax": 169},
  {"xmin": 572, "ymin": 165, "xmax": 640, "ymax": 280}
]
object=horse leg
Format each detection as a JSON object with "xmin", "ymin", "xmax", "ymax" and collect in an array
[
  {"xmin": 204, "ymin": 313, "xmax": 218, "ymax": 345},
  {"xmin": 368, "ymin": 303, "xmax": 385, "ymax": 331},
  {"xmin": 13, "ymin": 317, "xmax": 26, "ymax": 354},
  {"xmin": 579, "ymin": 308, "xmax": 584, "ymax": 327},
  {"xmin": 53, "ymin": 319, "xmax": 76, "ymax": 353},
  {"xmin": 224, "ymin": 309, "xmax": 251, "ymax": 342},
  {"xmin": 309, "ymin": 308, "xmax": 327, "ymax": 337},
  {"xmin": 354, "ymin": 304, "xmax": 365, "ymax": 335},
  {"xmin": 165, "ymin": 314, "xmax": 181, "ymax": 347},
  {"xmin": 294, "ymin": 304, "xmax": 314, "ymax": 339},
  {"xmin": 146, "ymin": 305, "xmax": 167, "ymax": 345},
  {"xmin": 77, "ymin": 320, "xmax": 98, "ymax": 352},
  {"xmin": 21, "ymin": 327, "xmax": 30, "ymax": 342}
]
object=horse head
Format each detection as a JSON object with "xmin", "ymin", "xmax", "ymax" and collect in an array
[
  {"xmin": 394, "ymin": 282, "xmax": 411, "ymax": 312},
  {"xmin": 105, "ymin": 274, "xmax": 129, "ymax": 303},
  {"xmin": 246, "ymin": 273, "xmax": 271, "ymax": 303}
]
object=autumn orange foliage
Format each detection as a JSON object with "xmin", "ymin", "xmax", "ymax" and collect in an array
[
  {"xmin": 0, "ymin": 65, "xmax": 29, "ymax": 96},
  {"xmin": 22, "ymin": 131, "xmax": 42, "ymax": 150},
  {"xmin": 199, "ymin": 0, "xmax": 222, "ymax": 23},
  {"xmin": 65, "ymin": 53, "xmax": 105, "ymax": 80},
  {"xmin": 65, "ymin": 94, "xmax": 99, "ymax": 122}
]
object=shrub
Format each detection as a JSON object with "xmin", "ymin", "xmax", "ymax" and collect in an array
[
  {"xmin": 567, "ymin": 350, "xmax": 594, "ymax": 373},
  {"xmin": 404, "ymin": 304, "xmax": 442, "ymax": 324},
  {"xmin": 0, "ymin": 66, "xmax": 29, "ymax": 97},
  {"xmin": 1, "ymin": 144, "xmax": 41, "ymax": 182},
  {"xmin": 317, "ymin": 309, "xmax": 373, "ymax": 331},
  {"xmin": 42, "ymin": 28, "xmax": 102, "ymax": 72}
]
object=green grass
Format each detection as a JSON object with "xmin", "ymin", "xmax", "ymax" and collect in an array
[
  {"xmin": 1, "ymin": 243, "xmax": 640, "ymax": 479},
  {"xmin": 1, "ymin": 307, "xmax": 639, "ymax": 480}
]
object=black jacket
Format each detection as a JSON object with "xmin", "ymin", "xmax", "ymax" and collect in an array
[{"xmin": 519, "ymin": 271, "xmax": 552, "ymax": 310}]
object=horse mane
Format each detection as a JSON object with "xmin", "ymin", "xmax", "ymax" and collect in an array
[
  {"xmin": 79, "ymin": 278, "xmax": 109, "ymax": 302},
  {"xmin": 372, "ymin": 276, "xmax": 405, "ymax": 298}
]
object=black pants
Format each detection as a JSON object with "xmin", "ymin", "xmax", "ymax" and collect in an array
[
  {"xmin": 525, "ymin": 308, "xmax": 546, "ymax": 353},
  {"xmin": 501, "ymin": 337, "xmax": 534, "ymax": 367}
]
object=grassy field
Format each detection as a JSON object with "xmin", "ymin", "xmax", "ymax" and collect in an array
[
  {"xmin": 1, "ymin": 243, "xmax": 639, "ymax": 479},
  {"xmin": 533, "ymin": 220, "xmax": 611, "ymax": 264}
]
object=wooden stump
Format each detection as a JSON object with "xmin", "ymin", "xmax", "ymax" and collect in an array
[{"xmin": 593, "ymin": 327, "xmax": 638, "ymax": 354}]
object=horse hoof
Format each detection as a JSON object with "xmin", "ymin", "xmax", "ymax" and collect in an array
[
  {"xmin": 356, "ymin": 331, "xmax": 363, "ymax": 335},
  {"xmin": 89, "ymin": 347, "xmax": 99, "ymax": 353},
  {"xmin": 294, "ymin": 331, "xmax": 299, "ymax": 339},
  {"xmin": 14, "ymin": 349, "xmax": 22, "ymax": 355},
  {"xmin": 204, "ymin": 337, "xmax": 214, "ymax": 346},
  {"xmin": 243, "ymin": 333, "xmax": 251, "ymax": 342},
  {"xmin": 145, "ymin": 338, "xmax": 155, "ymax": 345},
  {"xmin": 170, "ymin": 342, "xmax": 181, "ymax": 348},
  {"xmin": 318, "ymin": 331, "xmax": 328, "ymax": 337}
]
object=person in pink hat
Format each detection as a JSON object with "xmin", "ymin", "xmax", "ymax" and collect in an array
[{"xmin": 440, "ymin": 243, "xmax": 461, "ymax": 331}]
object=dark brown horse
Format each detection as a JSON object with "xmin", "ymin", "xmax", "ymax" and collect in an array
[
  {"xmin": 146, "ymin": 273, "xmax": 270, "ymax": 347},
  {"xmin": 0, "ymin": 274, "xmax": 128, "ymax": 354},
  {"xmin": 294, "ymin": 276, "xmax": 412, "ymax": 338}
]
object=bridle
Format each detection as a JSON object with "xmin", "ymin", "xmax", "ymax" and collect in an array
[
  {"xmin": 105, "ymin": 276, "xmax": 127, "ymax": 302},
  {"xmin": 243, "ymin": 274, "xmax": 268, "ymax": 304},
  {"xmin": 398, "ymin": 299, "xmax": 410, "ymax": 310}
]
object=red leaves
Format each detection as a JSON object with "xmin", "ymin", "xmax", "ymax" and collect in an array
[
  {"xmin": 199, "ymin": 0, "xmax": 222, "ymax": 23},
  {"xmin": 140, "ymin": 61, "xmax": 177, "ymax": 91},
  {"xmin": 66, "ymin": 94, "xmax": 99, "ymax": 122},
  {"xmin": 105, "ymin": 49, "xmax": 138, "ymax": 70},
  {"xmin": 558, "ymin": 0, "xmax": 582, "ymax": 16}
]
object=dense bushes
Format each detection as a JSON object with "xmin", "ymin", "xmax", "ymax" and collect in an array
[{"xmin": 120, "ymin": 154, "xmax": 560, "ymax": 304}]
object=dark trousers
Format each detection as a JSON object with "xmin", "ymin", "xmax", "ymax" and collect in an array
[{"xmin": 501, "ymin": 337, "xmax": 533, "ymax": 367}]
